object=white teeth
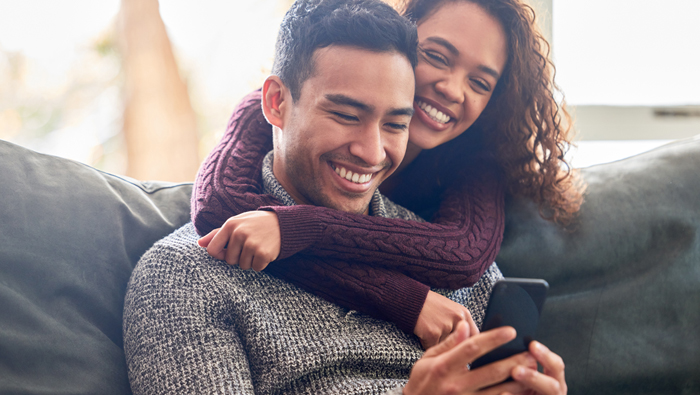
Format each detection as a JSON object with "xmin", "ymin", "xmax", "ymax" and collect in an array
[
  {"xmin": 417, "ymin": 100, "xmax": 451, "ymax": 124},
  {"xmin": 333, "ymin": 165, "xmax": 372, "ymax": 184}
]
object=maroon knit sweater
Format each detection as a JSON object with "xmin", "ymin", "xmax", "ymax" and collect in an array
[{"xmin": 191, "ymin": 89, "xmax": 506, "ymax": 333}]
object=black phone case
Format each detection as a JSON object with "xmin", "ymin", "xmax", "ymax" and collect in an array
[{"xmin": 470, "ymin": 278, "xmax": 548, "ymax": 369}]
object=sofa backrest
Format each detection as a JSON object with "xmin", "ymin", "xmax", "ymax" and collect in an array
[
  {"xmin": 0, "ymin": 140, "xmax": 192, "ymax": 394},
  {"xmin": 498, "ymin": 136, "xmax": 700, "ymax": 394}
]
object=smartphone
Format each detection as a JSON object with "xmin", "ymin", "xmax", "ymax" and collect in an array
[{"xmin": 470, "ymin": 277, "xmax": 549, "ymax": 369}]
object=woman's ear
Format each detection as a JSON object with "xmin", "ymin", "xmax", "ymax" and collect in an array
[{"xmin": 262, "ymin": 76, "xmax": 289, "ymax": 129}]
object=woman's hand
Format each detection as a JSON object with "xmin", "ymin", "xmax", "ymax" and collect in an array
[
  {"xmin": 414, "ymin": 291, "xmax": 479, "ymax": 350},
  {"xmin": 198, "ymin": 211, "xmax": 281, "ymax": 271}
]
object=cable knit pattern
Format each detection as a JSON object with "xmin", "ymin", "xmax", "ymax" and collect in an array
[
  {"xmin": 123, "ymin": 223, "xmax": 504, "ymax": 394},
  {"xmin": 191, "ymin": 89, "xmax": 506, "ymax": 331}
]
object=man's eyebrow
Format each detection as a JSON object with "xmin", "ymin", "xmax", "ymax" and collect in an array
[
  {"xmin": 425, "ymin": 36, "xmax": 502, "ymax": 80},
  {"xmin": 325, "ymin": 94, "xmax": 374, "ymax": 112},
  {"xmin": 326, "ymin": 94, "xmax": 413, "ymax": 118},
  {"xmin": 388, "ymin": 107, "xmax": 415, "ymax": 117}
]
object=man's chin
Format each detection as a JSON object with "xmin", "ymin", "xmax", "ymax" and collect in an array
[
  {"xmin": 325, "ymin": 200, "xmax": 369, "ymax": 216},
  {"xmin": 310, "ymin": 193, "xmax": 370, "ymax": 216}
]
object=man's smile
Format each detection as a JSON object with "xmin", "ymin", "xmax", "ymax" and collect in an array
[{"xmin": 330, "ymin": 162, "xmax": 375, "ymax": 184}]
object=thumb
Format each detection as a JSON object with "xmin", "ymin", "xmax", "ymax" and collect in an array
[{"xmin": 423, "ymin": 320, "xmax": 470, "ymax": 358}]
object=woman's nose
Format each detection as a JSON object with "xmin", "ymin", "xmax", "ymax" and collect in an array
[{"xmin": 434, "ymin": 72, "xmax": 465, "ymax": 104}]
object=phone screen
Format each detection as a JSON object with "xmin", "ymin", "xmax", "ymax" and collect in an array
[{"xmin": 470, "ymin": 278, "xmax": 548, "ymax": 369}]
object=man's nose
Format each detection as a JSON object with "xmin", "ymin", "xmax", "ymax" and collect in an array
[{"xmin": 348, "ymin": 123, "xmax": 386, "ymax": 168}]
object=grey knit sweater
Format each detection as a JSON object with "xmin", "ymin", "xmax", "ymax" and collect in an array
[{"xmin": 123, "ymin": 152, "xmax": 503, "ymax": 394}]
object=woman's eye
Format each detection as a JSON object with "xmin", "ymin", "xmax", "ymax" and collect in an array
[
  {"xmin": 472, "ymin": 79, "xmax": 492, "ymax": 93},
  {"xmin": 420, "ymin": 48, "xmax": 448, "ymax": 66}
]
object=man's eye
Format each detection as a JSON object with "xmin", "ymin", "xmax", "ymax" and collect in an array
[
  {"xmin": 333, "ymin": 112, "xmax": 359, "ymax": 122},
  {"xmin": 386, "ymin": 123, "xmax": 408, "ymax": 131}
]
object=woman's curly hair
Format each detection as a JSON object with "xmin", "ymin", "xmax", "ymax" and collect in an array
[{"xmin": 399, "ymin": 0, "xmax": 585, "ymax": 226}]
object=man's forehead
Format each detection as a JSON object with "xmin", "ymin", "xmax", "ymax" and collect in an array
[{"xmin": 298, "ymin": 45, "xmax": 415, "ymax": 113}]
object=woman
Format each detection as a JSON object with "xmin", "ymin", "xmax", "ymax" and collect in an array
[{"xmin": 194, "ymin": 0, "xmax": 580, "ymax": 352}]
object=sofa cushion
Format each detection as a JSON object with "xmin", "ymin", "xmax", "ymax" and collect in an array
[
  {"xmin": 497, "ymin": 136, "xmax": 700, "ymax": 394},
  {"xmin": 0, "ymin": 140, "xmax": 192, "ymax": 395}
]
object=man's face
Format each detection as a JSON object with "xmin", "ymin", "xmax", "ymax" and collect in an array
[{"xmin": 272, "ymin": 45, "xmax": 415, "ymax": 215}]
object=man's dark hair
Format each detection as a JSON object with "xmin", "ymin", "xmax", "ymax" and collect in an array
[{"xmin": 272, "ymin": 0, "xmax": 418, "ymax": 101}]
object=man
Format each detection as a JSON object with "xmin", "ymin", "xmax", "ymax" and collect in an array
[{"xmin": 123, "ymin": 0, "xmax": 565, "ymax": 393}]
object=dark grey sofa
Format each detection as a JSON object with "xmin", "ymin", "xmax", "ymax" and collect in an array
[{"xmin": 1, "ymin": 137, "xmax": 698, "ymax": 394}]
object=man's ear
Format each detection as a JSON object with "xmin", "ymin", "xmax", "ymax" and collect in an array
[{"xmin": 262, "ymin": 75, "xmax": 289, "ymax": 129}]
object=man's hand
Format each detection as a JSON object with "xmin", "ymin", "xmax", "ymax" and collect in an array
[
  {"xmin": 404, "ymin": 321, "xmax": 536, "ymax": 395},
  {"xmin": 507, "ymin": 341, "xmax": 567, "ymax": 395},
  {"xmin": 198, "ymin": 211, "xmax": 281, "ymax": 271},
  {"xmin": 414, "ymin": 291, "xmax": 480, "ymax": 350}
]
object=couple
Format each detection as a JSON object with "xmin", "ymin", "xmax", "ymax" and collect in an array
[{"xmin": 124, "ymin": 0, "xmax": 580, "ymax": 393}]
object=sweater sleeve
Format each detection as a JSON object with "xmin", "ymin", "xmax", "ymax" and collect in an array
[
  {"xmin": 191, "ymin": 89, "xmax": 283, "ymax": 236},
  {"xmin": 263, "ymin": 171, "xmax": 505, "ymax": 290},
  {"xmin": 192, "ymin": 89, "xmax": 506, "ymax": 291}
]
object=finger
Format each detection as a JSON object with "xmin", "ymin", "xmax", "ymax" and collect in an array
[
  {"xmin": 420, "ymin": 337, "xmax": 435, "ymax": 351},
  {"xmin": 478, "ymin": 380, "xmax": 528, "ymax": 395},
  {"xmin": 458, "ymin": 326, "xmax": 516, "ymax": 362},
  {"xmin": 252, "ymin": 253, "xmax": 271, "ymax": 272},
  {"xmin": 512, "ymin": 365, "xmax": 565, "ymax": 395},
  {"xmin": 207, "ymin": 227, "xmax": 234, "ymax": 261},
  {"xmin": 423, "ymin": 320, "xmax": 470, "ymax": 358},
  {"xmin": 529, "ymin": 341, "xmax": 565, "ymax": 378},
  {"xmin": 236, "ymin": 243, "xmax": 256, "ymax": 270},
  {"xmin": 198, "ymin": 229, "xmax": 218, "ymax": 248},
  {"xmin": 222, "ymin": 232, "xmax": 245, "ymax": 266},
  {"xmin": 465, "ymin": 309, "xmax": 479, "ymax": 337},
  {"xmin": 428, "ymin": 326, "xmax": 516, "ymax": 374},
  {"xmin": 469, "ymin": 351, "xmax": 536, "ymax": 390}
]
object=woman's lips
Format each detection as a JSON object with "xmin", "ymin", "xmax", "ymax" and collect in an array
[
  {"xmin": 413, "ymin": 100, "xmax": 452, "ymax": 131},
  {"xmin": 416, "ymin": 99, "xmax": 452, "ymax": 124}
]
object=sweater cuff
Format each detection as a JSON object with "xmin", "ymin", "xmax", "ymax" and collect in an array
[
  {"xmin": 379, "ymin": 276, "xmax": 430, "ymax": 334},
  {"xmin": 259, "ymin": 205, "xmax": 325, "ymax": 260}
]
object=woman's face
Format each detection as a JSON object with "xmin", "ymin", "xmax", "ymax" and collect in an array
[{"xmin": 409, "ymin": 1, "xmax": 508, "ymax": 150}]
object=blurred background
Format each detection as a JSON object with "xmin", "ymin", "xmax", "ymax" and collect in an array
[{"xmin": 1, "ymin": 0, "xmax": 698, "ymax": 181}]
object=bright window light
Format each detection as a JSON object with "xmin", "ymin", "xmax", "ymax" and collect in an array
[{"xmin": 553, "ymin": 0, "xmax": 700, "ymax": 106}]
